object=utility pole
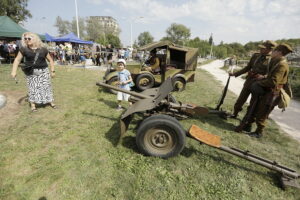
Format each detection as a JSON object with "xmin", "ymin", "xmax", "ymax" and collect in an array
[
  {"xmin": 75, "ymin": 0, "xmax": 80, "ymax": 38},
  {"xmin": 130, "ymin": 16, "xmax": 144, "ymax": 49}
]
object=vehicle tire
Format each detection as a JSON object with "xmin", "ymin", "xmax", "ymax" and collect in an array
[
  {"xmin": 107, "ymin": 76, "xmax": 119, "ymax": 94},
  {"xmin": 136, "ymin": 73, "xmax": 155, "ymax": 91},
  {"xmin": 136, "ymin": 114, "xmax": 186, "ymax": 158},
  {"xmin": 172, "ymin": 77, "xmax": 186, "ymax": 92}
]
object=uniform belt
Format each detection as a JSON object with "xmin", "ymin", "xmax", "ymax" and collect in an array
[{"xmin": 248, "ymin": 71, "xmax": 263, "ymax": 78}]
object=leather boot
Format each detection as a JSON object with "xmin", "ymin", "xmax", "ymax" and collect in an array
[
  {"xmin": 243, "ymin": 123, "xmax": 252, "ymax": 132},
  {"xmin": 248, "ymin": 129, "xmax": 263, "ymax": 138}
]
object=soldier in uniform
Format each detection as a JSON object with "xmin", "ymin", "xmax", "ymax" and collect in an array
[
  {"xmin": 229, "ymin": 40, "xmax": 277, "ymax": 124},
  {"xmin": 239, "ymin": 44, "xmax": 293, "ymax": 138},
  {"xmin": 144, "ymin": 49, "xmax": 161, "ymax": 73}
]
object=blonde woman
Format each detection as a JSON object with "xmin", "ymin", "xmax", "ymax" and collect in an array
[{"xmin": 11, "ymin": 32, "xmax": 56, "ymax": 112}]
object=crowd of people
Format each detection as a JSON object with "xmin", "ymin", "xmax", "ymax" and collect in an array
[{"xmin": 0, "ymin": 40, "xmax": 20, "ymax": 63}]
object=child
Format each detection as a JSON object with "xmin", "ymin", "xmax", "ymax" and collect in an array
[{"xmin": 116, "ymin": 59, "xmax": 133, "ymax": 110}]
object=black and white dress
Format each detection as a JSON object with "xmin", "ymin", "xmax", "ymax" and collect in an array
[{"xmin": 20, "ymin": 47, "xmax": 54, "ymax": 104}]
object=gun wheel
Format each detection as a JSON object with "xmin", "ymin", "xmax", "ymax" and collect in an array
[
  {"xmin": 173, "ymin": 77, "xmax": 186, "ymax": 92},
  {"xmin": 136, "ymin": 115, "xmax": 186, "ymax": 158},
  {"xmin": 136, "ymin": 73, "xmax": 155, "ymax": 91}
]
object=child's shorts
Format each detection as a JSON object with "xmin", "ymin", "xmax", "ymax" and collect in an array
[{"xmin": 117, "ymin": 91, "xmax": 130, "ymax": 101}]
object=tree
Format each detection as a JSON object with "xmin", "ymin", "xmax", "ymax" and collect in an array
[
  {"xmin": 85, "ymin": 17, "xmax": 103, "ymax": 41},
  {"xmin": 186, "ymin": 37, "xmax": 211, "ymax": 58},
  {"xmin": 208, "ymin": 34, "xmax": 213, "ymax": 45},
  {"xmin": 86, "ymin": 17, "xmax": 121, "ymax": 42},
  {"xmin": 0, "ymin": 0, "xmax": 32, "ymax": 23},
  {"xmin": 165, "ymin": 23, "xmax": 191, "ymax": 45},
  {"xmin": 71, "ymin": 17, "xmax": 86, "ymax": 39},
  {"xmin": 106, "ymin": 33, "xmax": 121, "ymax": 48},
  {"xmin": 54, "ymin": 16, "xmax": 71, "ymax": 36},
  {"xmin": 137, "ymin": 31, "xmax": 154, "ymax": 47}
]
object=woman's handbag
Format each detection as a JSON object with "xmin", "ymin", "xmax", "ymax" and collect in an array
[{"xmin": 20, "ymin": 64, "xmax": 34, "ymax": 76}]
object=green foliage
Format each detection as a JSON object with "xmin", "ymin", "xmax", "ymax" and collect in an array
[
  {"xmin": 54, "ymin": 16, "xmax": 121, "ymax": 43},
  {"xmin": 106, "ymin": 33, "xmax": 121, "ymax": 48},
  {"xmin": 70, "ymin": 17, "xmax": 86, "ymax": 39},
  {"xmin": 0, "ymin": 0, "xmax": 32, "ymax": 23},
  {"xmin": 290, "ymin": 66, "xmax": 300, "ymax": 99},
  {"xmin": 137, "ymin": 31, "xmax": 154, "ymax": 47},
  {"xmin": 54, "ymin": 16, "xmax": 71, "ymax": 36},
  {"xmin": 186, "ymin": 37, "xmax": 211, "ymax": 57},
  {"xmin": 164, "ymin": 23, "xmax": 191, "ymax": 45},
  {"xmin": 85, "ymin": 17, "xmax": 103, "ymax": 41},
  {"xmin": 208, "ymin": 34, "xmax": 213, "ymax": 45}
]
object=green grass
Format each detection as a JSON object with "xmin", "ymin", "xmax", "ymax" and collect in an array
[{"xmin": 0, "ymin": 64, "xmax": 300, "ymax": 200}]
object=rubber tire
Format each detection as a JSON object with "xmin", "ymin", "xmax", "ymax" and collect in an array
[
  {"xmin": 136, "ymin": 73, "xmax": 155, "ymax": 91},
  {"xmin": 136, "ymin": 114, "xmax": 186, "ymax": 158},
  {"xmin": 107, "ymin": 76, "xmax": 119, "ymax": 94},
  {"xmin": 172, "ymin": 77, "xmax": 186, "ymax": 92}
]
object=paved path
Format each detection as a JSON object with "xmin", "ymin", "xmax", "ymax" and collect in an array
[{"xmin": 199, "ymin": 60, "xmax": 300, "ymax": 142}]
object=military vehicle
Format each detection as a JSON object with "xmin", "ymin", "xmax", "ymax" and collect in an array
[
  {"xmin": 96, "ymin": 79, "xmax": 300, "ymax": 189},
  {"xmin": 103, "ymin": 41, "xmax": 198, "ymax": 93}
]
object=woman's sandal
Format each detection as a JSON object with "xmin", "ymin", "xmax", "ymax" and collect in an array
[{"xmin": 50, "ymin": 104, "xmax": 57, "ymax": 109}]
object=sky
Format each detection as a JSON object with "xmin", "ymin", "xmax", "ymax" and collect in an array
[{"xmin": 23, "ymin": 0, "xmax": 300, "ymax": 46}]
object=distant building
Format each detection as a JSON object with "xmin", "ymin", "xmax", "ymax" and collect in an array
[{"xmin": 89, "ymin": 16, "xmax": 120, "ymax": 36}]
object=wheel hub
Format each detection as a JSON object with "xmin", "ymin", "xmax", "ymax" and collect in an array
[
  {"xmin": 146, "ymin": 128, "xmax": 175, "ymax": 150},
  {"xmin": 139, "ymin": 78, "xmax": 149, "ymax": 86},
  {"xmin": 175, "ymin": 81, "xmax": 183, "ymax": 89}
]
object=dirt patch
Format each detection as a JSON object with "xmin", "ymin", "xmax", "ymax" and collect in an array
[{"xmin": 0, "ymin": 91, "xmax": 27, "ymax": 130}]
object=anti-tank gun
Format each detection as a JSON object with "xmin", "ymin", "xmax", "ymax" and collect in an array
[{"xmin": 96, "ymin": 78, "xmax": 300, "ymax": 189}]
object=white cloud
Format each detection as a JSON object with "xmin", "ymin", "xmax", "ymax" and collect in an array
[{"xmin": 87, "ymin": 0, "xmax": 300, "ymax": 43}]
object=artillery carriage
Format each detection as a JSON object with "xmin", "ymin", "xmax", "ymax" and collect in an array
[{"xmin": 96, "ymin": 78, "xmax": 300, "ymax": 189}]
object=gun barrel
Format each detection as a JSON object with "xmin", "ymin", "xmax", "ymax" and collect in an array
[{"xmin": 96, "ymin": 82, "xmax": 151, "ymax": 99}]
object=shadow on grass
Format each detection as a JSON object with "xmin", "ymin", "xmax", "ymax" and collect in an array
[
  {"xmin": 98, "ymin": 97, "xmax": 117, "ymax": 109},
  {"xmin": 181, "ymin": 146, "xmax": 199, "ymax": 157},
  {"xmin": 82, "ymin": 111, "xmax": 118, "ymax": 121},
  {"xmin": 182, "ymin": 145, "xmax": 281, "ymax": 184},
  {"xmin": 121, "ymin": 135, "xmax": 140, "ymax": 153},
  {"xmin": 105, "ymin": 122, "xmax": 121, "ymax": 147},
  {"xmin": 196, "ymin": 113, "xmax": 238, "ymax": 132}
]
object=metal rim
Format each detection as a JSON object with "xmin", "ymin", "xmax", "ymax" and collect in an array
[
  {"xmin": 139, "ymin": 77, "xmax": 150, "ymax": 86},
  {"xmin": 174, "ymin": 80, "xmax": 184, "ymax": 90},
  {"xmin": 143, "ymin": 126, "xmax": 178, "ymax": 154}
]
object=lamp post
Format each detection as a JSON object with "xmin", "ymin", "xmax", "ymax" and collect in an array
[
  {"xmin": 74, "ymin": 0, "xmax": 80, "ymax": 38},
  {"xmin": 130, "ymin": 16, "xmax": 144, "ymax": 49}
]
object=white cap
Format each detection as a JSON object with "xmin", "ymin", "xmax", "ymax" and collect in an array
[{"xmin": 117, "ymin": 58, "xmax": 126, "ymax": 66}]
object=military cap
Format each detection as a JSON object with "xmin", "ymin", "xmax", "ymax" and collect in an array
[
  {"xmin": 258, "ymin": 40, "xmax": 277, "ymax": 49},
  {"xmin": 274, "ymin": 43, "xmax": 293, "ymax": 56}
]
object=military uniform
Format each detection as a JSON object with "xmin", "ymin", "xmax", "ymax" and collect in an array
[
  {"xmin": 232, "ymin": 51, "xmax": 272, "ymax": 116},
  {"xmin": 254, "ymin": 57, "xmax": 289, "ymax": 132},
  {"xmin": 244, "ymin": 44, "xmax": 293, "ymax": 137}
]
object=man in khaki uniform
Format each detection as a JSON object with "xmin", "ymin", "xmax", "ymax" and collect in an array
[
  {"xmin": 229, "ymin": 40, "xmax": 277, "ymax": 122},
  {"xmin": 144, "ymin": 49, "xmax": 160, "ymax": 73},
  {"xmin": 241, "ymin": 44, "xmax": 293, "ymax": 138}
]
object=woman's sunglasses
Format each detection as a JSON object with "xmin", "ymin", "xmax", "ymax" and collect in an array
[{"xmin": 24, "ymin": 37, "xmax": 32, "ymax": 41}]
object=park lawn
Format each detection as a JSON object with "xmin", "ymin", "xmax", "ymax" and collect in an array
[{"xmin": 0, "ymin": 64, "xmax": 299, "ymax": 200}]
